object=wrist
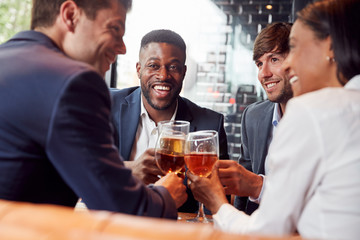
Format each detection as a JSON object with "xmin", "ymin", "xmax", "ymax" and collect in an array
[
  {"xmin": 250, "ymin": 174, "xmax": 263, "ymax": 199},
  {"xmin": 124, "ymin": 161, "xmax": 133, "ymax": 169},
  {"xmin": 210, "ymin": 195, "xmax": 228, "ymax": 214}
]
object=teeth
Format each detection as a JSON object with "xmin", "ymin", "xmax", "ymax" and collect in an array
[
  {"xmin": 289, "ymin": 76, "xmax": 299, "ymax": 84},
  {"xmin": 154, "ymin": 85, "xmax": 170, "ymax": 91},
  {"xmin": 266, "ymin": 83, "xmax": 276, "ymax": 88}
]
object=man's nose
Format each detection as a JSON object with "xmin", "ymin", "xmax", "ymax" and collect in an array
[
  {"xmin": 115, "ymin": 39, "xmax": 126, "ymax": 55},
  {"xmin": 259, "ymin": 63, "xmax": 273, "ymax": 79},
  {"xmin": 157, "ymin": 66, "xmax": 169, "ymax": 81}
]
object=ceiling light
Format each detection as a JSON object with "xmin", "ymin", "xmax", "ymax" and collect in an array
[{"xmin": 266, "ymin": 4, "xmax": 273, "ymax": 10}]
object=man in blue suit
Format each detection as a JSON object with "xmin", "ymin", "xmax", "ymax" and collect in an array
[
  {"xmin": 0, "ymin": 0, "xmax": 187, "ymax": 219},
  {"xmin": 110, "ymin": 29, "xmax": 229, "ymax": 212},
  {"xmin": 215, "ymin": 23, "xmax": 293, "ymax": 215}
]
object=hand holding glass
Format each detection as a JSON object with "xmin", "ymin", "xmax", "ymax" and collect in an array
[{"xmin": 184, "ymin": 130, "xmax": 219, "ymax": 223}]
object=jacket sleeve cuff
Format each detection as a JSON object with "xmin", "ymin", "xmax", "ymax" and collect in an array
[{"xmin": 147, "ymin": 185, "xmax": 177, "ymax": 220}]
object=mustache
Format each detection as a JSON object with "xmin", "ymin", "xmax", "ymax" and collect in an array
[
  {"xmin": 262, "ymin": 79, "xmax": 282, "ymax": 85},
  {"xmin": 149, "ymin": 80, "xmax": 174, "ymax": 87}
]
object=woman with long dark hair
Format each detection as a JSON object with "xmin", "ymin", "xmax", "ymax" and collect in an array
[{"xmin": 187, "ymin": 1, "xmax": 360, "ymax": 239}]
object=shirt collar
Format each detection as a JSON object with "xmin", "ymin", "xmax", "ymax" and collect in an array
[
  {"xmin": 140, "ymin": 97, "xmax": 149, "ymax": 119},
  {"xmin": 345, "ymin": 74, "xmax": 360, "ymax": 90},
  {"xmin": 272, "ymin": 103, "xmax": 283, "ymax": 127},
  {"xmin": 140, "ymin": 97, "xmax": 178, "ymax": 123}
]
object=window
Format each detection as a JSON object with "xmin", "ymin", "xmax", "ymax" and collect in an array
[{"xmin": 0, "ymin": 0, "xmax": 31, "ymax": 43}]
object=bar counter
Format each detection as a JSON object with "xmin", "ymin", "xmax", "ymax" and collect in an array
[{"xmin": 0, "ymin": 200, "xmax": 303, "ymax": 240}]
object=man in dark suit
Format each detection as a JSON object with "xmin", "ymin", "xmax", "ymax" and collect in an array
[
  {"xmin": 215, "ymin": 23, "xmax": 293, "ymax": 215},
  {"xmin": 0, "ymin": 0, "xmax": 187, "ymax": 219},
  {"xmin": 110, "ymin": 29, "xmax": 229, "ymax": 212}
]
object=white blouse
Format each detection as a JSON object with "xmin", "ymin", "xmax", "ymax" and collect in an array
[{"xmin": 213, "ymin": 75, "xmax": 360, "ymax": 240}]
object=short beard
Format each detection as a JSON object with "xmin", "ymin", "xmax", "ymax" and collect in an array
[
  {"xmin": 272, "ymin": 84, "xmax": 293, "ymax": 104},
  {"xmin": 141, "ymin": 84, "xmax": 181, "ymax": 111}
]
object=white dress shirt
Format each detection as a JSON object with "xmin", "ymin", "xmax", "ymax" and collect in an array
[
  {"xmin": 213, "ymin": 75, "xmax": 360, "ymax": 240},
  {"xmin": 129, "ymin": 97, "xmax": 177, "ymax": 161}
]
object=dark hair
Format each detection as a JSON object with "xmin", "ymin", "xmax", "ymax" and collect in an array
[
  {"xmin": 297, "ymin": 0, "xmax": 360, "ymax": 81},
  {"xmin": 253, "ymin": 22, "xmax": 292, "ymax": 61},
  {"xmin": 140, "ymin": 29, "xmax": 186, "ymax": 58},
  {"xmin": 31, "ymin": 0, "xmax": 132, "ymax": 30}
]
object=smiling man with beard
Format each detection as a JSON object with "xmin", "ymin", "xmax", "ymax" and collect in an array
[
  {"xmin": 110, "ymin": 29, "xmax": 229, "ymax": 213},
  {"xmin": 209, "ymin": 23, "xmax": 294, "ymax": 216}
]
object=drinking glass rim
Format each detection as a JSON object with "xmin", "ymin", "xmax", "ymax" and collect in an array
[
  {"xmin": 188, "ymin": 130, "xmax": 218, "ymax": 136},
  {"xmin": 158, "ymin": 120, "xmax": 190, "ymax": 127},
  {"xmin": 187, "ymin": 130, "xmax": 218, "ymax": 141}
]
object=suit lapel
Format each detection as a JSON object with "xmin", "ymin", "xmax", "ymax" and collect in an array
[
  {"xmin": 255, "ymin": 102, "xmax": 274, "ymax": 174},
  {"xmin": 175, "ymin": 97, "xmax": 195, "ymax": 131},
  {"xmin": 119, "ymin": 89, "xmax": 141, "ymax": 160}
]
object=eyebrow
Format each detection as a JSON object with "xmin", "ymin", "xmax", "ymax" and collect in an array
[
  {"xmin": 268, "ymin": 53, "xmax": 282, "ymax": 58},
  {"xmin": 255, "ymin": 52, "xmax": 280, "ymax": 64},
  {"xmin": 146, "ymin": 57, "xmax": 183, "ymax": 64},
  {"xmin": 168, "ymin": 59, "xmax": 182, "ymax": 64}
]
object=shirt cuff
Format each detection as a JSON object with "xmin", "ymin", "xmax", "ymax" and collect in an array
[
  {"xmin": 248, "ymin": 174, "xmax": 265, "ymax": 204},
  {"xmin": 213, "ymin": 203, "xmax": 250, "ymax": 234}
]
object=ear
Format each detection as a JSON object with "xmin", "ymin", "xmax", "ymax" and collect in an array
[
  {"xmin": 324, "ymin": 36, "xmax": 335, "ymax": 60},
  {"xmin": 60, "ymin": 1, "xmax": 80, "ymax": 32},
  {"xmin": 136, "ymin": 62, "xmax": 141, "ymax": 78}
]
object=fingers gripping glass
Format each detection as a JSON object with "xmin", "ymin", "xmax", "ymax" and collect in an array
[{"xmin": 184, "ymin": 130, "xmax": 219, "ymax": 223}]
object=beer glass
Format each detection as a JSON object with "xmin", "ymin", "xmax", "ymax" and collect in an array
[
  {"xmin": 184, "ymin": 130, "xmax": 219, "ymax": 223},
  {"xmin": 155, "ymin": 120, "xmax": 190, "ymax": 174}
]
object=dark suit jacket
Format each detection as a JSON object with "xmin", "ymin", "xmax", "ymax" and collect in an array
[
  {"xmin": 234, "ymin": 100, "xmax": 274, "ymax": 215},
  {"xmin": 110, "ymin": 87, "xmax": 229, "ymax": 212},
  {"xmin": 0, "ymin": 31, "xmax": 177, "ymax": 219}
]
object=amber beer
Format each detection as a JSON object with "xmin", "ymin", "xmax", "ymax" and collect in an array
[
  {"xmin": 184, "ymin": 153, "xmax": 218, "ymax": 177},
  {"xmin": 155, "ymin": 137, "xmax": 185, "ymax": 174}
]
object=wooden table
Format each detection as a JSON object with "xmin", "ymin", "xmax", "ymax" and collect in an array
[{"xmin": 1, "ymin": 200, "xmax": 305, "ymax": 240}]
